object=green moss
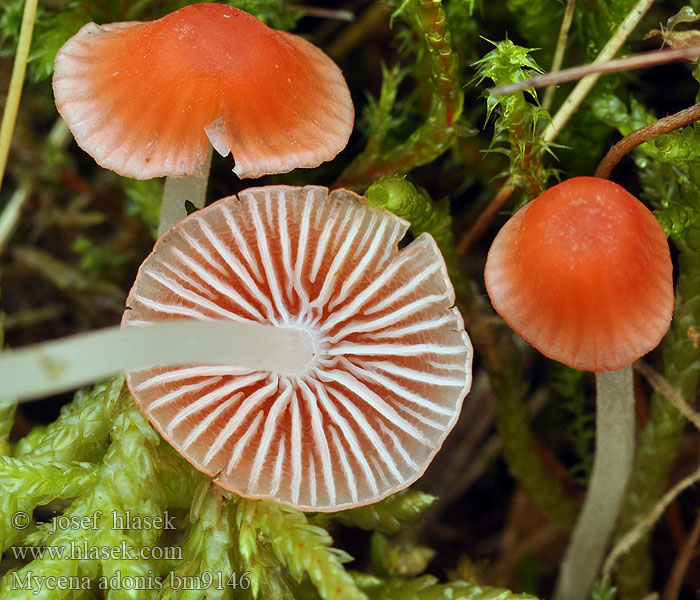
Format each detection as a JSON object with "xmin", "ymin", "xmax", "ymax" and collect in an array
[
  {"xmin": 473, "ymin": 40, "xmax": 557, "ymax": 199},
  {"xmin": 3, "ymin": 1, "xmax": 700, "ymax": 598},
  {"xmin": 333, "ymin": 489, "xmax": 436, "ymax": 534},
  {"xmin": 338, "ymin": 0, "xmax": 466, "ymax": 189}
]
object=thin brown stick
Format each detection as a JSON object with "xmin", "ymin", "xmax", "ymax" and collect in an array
[
  {"xmin": 663, "ymin": 510, "xmax": 700, "ymax": 600},
  {"xmin": 595, "ymin": 103, "xmax": 700, "ymax": 179},
  {"xmin": 543, "ymin": 0, "xmax": 576, "ymax": 112},
  {"xmin": 457, "ymin": 185, "xmax": 516, "ymax": 255},
  {"xmin": 492, "ymin": 46, "xmax": 700, "ymax": 98},
  {"xmin": 326, "ymin": 2, "xmax": 390, "ymax": 60},
  {"xmin": 634, "ymin": 360, "xmax": 700, "ymax": 431},
  {"xmin": 294, "ymin": 5, "xmax": 354, "ymax": 21},
  {"xmin": 603, "ymin": 468, "xmax": 700, "ymax": 574}
]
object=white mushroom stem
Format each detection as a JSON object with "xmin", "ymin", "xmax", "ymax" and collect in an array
[
  {"xmin": 157, "ymin": 146, "xmax": 213, "ymax": 236},
  {"xmin": 0, "ymin": 320, "xmax": 315, "ymax": 403},
  {"xmin": 553, "ymin": 365, "xmax": 636, "ymax": 600}
]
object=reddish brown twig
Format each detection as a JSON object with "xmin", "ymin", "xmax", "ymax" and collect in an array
[
  {"xmin": 663, "ymin": 510, "xmax": 700, "ymax": 600},
  {"xmin": 491, "ymin": 46, "xmax": 700, "ymax": 98},
  {"xmin": 457, "ymin": 184, "xmax": 515, "ymax": 256},
  {"xmin": 595, "ymin": 103, "xmax": 700, "ymax": 179}
]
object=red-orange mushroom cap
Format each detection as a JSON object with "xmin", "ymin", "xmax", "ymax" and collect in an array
[
  {"xmin": 484, "ymin": 176, "xmax": 674, "ymax": 372},
  {"xmin": 52, "ymin": 3, "xmax": 354, "ymax": 180},
  {"xmin": 122, "ymin": 185, "xmax": 473, "ymax": 511}
]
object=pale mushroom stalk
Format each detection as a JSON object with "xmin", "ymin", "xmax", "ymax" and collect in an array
[
  {"xmin": 553, "ymin": 366, "xmax": 636, "ymax": 600},
  {"xmin": 0, "ymin": 320, "xmax": 314, "ymax": 403},
  {"xmin": 158, "ymin": 146, "xmax": 213, "ymax": 235}
]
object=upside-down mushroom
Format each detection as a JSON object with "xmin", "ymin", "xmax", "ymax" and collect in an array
[
  {"xmin": 484, "ymin": 176, "xmax": 674, "ymax": 600},
  {"xmin": 122, "ymin": 184, "xmax": 473, "ymax": 511}
]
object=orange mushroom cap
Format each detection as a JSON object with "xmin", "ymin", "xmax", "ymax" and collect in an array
[
  {"xmin": 484, "ymin": 176, "xmax": 673, "ymax": 372},
  {"xmin": 123, "ymin": 185, "xmax": 472, "ymax": 511},
  {"xmin": 53, "ymin": 3, "xmax": 354, "ymax": 179}
]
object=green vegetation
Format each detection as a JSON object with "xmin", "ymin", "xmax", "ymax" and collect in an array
[{"xmin": 1, "ymin": 1, "xmax": 699, "ymax": 599}]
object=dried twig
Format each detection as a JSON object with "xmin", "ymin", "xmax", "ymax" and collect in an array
[
  {"xmin": 542, "ymin": 0, "xmax": 577, "ymax": 111},
  {"xmin": 663, "ymin": 510, "xmax": 700, "ymax": 600},
  {"xmin": 634, "ymin": 360, "xmax": 700, "ymax": 431},
  {"xmin": 491, "ymin": 46, "xmax": 700, "ymax": 98},
  {"xmin": 595, "ymin": 104, "xmax": 700, "ymax": 179},
  {"xmin": 457, "ymin": 184, "xmax": 516, "ymax": 255},
  {"xmin": 326, "ymin": 2, "xmax": 388, "ymax": 60},
  {"xmin": 603, "ymin": 469, "xmax": 700, "ymax": 574}
]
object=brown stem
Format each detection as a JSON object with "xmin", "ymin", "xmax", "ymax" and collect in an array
[
  {"xmin": 457, "ymin": 185, "xmax": 516, "ymax": 256},
  {"xmin": 326, "ymin": 2, "xmax": 389, "ymax": 60},
  {"xmin": 634, "ymin": 360, "xmax": 700, "ymax": 431},
  {"xmin": 603, "ymin": 468, "xmax": 700, "ymax": 575},
  {"xmin": 293, "ymin": 6, "xmax": 354, "ymax": 21},
  {"xmin": 595, "ymin": 103, "xmax": 700, "ymax": 179},
  {"xmin": 491, "ymin": 46, "xmax": 700, "ymax": 98},
  {"xmin": 662, "ymin": 510, "xmax": 700, "ymax": 600}
]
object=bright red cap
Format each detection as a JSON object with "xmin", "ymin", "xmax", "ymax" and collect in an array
[
  {"xmin": 123, "ymin": 185, "xmax": 472, "ymax": 511},
  {"xmin": 484, "ymin": 176, "xmax": 674, "ymax": 372},
  {"xmin": 53, "ymin": 3, "xmax": 354, "ymax": 179}
]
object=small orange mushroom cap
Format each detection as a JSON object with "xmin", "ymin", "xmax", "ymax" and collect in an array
[
  {"xmin": 484, "ymin": 176, "xmax": 673, "ymax": 372},
  {"xmin": 53, "ymin": 3, "xmax": 354, "ymax": 179}
]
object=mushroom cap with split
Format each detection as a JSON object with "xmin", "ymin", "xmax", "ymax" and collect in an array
[
  {"xmin": 484, "ymin": 176, "xmax": 674, "ymax": 372},
  {"xmin": 53, "ymin": 3, "xmax": 354, "ymax": 179},
  {"xmin": 122, "ymin": 185, "xmax": 473, "ymax": 511}
]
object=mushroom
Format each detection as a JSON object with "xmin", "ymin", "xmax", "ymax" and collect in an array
[
  {"xmin": 0, "ymin": 184, "xmax": 472, "ymax": 510},
  {"xmin": 122, "ymin": 184, "xmax": 473, "ymax": 511},
  {"xmin": 52, "ymin": 3, "xmax": 354, "ymax": 232},
  {"xmin": 484, "ymin": 176, "xmax": 674, "ymax": 600}
]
